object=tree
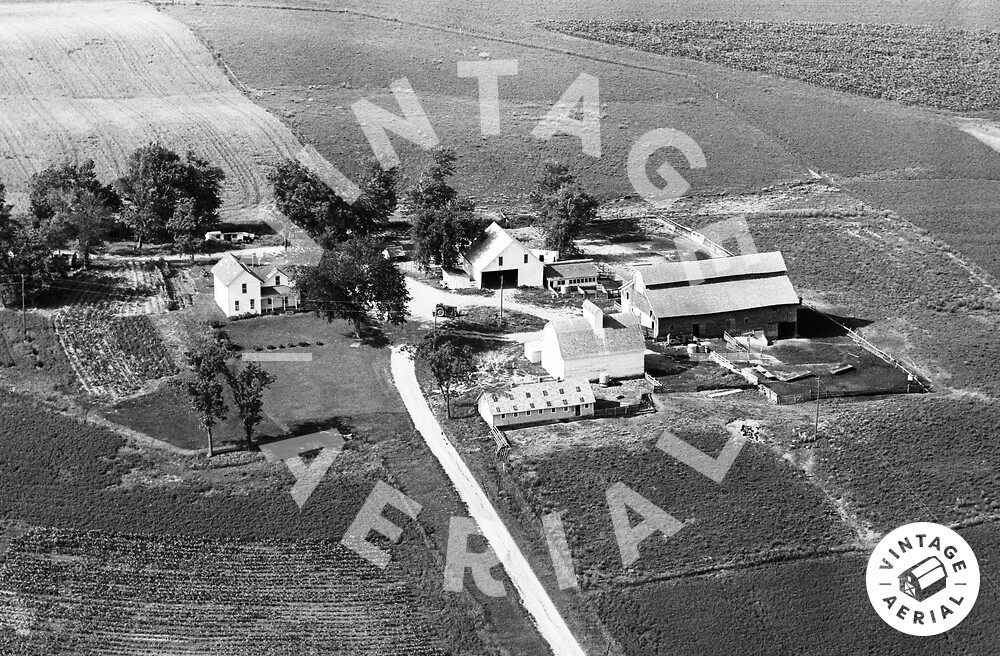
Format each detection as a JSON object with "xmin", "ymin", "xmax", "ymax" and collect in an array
[
  {"xmin": 229, "ymin": 362, "xmax": 276, "ymax": 449},
  {"xmin": 115, "ymin": 143, "xmax": 224, "ymax": 249},
  {"xmin": 298, "ymin": 237, "xmax": 410, "ymax": 337},
  {"xmin": 27, "ymin": 160, "xmax": 120, "ymax": 267},
  {"xmin": 408, "ymin": 147, "xmax": 460, "ymax": 210},
  {"xmin": 0, "ymin": 181, "xmax": 62, "ymax": 305},
  {"xmin": 184, "ymin": 342, "xmax": 229, "ymax": 457},
  {"xmin": 167, "ymin": 196, "xmax": 209, "ymax": 261},
  {"xmin": 415, "ymin": 331, "xmax": 476, "ymax": 419},
  {"xmin": 530, "ymin": 160, "xmax": 598, "ymax": 258},
  {"xmin": 411, "ymin": 202, "xmax": 485, "ymax": 270},
  {"xmin": 269, "ymin": 159, "xmax": 396, "ymax": 247}
]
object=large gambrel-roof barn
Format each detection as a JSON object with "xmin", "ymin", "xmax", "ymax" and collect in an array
[{"xmin": 619, "ymin": 251, "xmax": 800, "ymax": 341}]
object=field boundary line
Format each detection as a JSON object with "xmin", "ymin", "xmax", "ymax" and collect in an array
[
  {"xmin": 155, "ymin": 1, "xmax": 700, "ymax": 82},
  {"xmin": 604, "ymin": 543, "xmax": 865, "ymax": 591}
]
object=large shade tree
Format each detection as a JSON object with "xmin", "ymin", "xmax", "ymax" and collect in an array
[
  {"xmin": 269, "ymin": 159, "xmax": 398, "ymax": 248},
  {"xmin": 298, "ymin": 236, "xmax": 410, "ymax": 337},
  {"xmin": 115, "ymin": 143, "xmax": 224, "ymax": 249},
  {"xmin": 530, "ymin": 159, "xmax": 598, "ymax": 258}
]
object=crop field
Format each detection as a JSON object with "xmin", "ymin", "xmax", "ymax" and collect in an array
[
  {"xmin": 506, "ymin": 395, "xmax": 855, "ymax": 583},
  {"xmin": 545, "ymin": 21, "xmax": 1000, "ymax": 112},
  {"xmin": 0, "ymin": 527, "xmax": 442, "ymax": 656},
  {"xmin": 0, "ymin": 1, "xmax": 311, "ymax": 220},
  {"xmin": 166, "ymin": 3, "xmax": 808, "ymax": 202},
  {"xmin": 0, "ymin": 383, "xmax": 519, "ymax": 655},
  {"xmin": 594, "ymin": 522, "xmax": 999, "ymax": 656}
]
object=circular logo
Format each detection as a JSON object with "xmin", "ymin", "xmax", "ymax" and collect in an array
[{"xmin": 866, "ymin": 522, "xmax": 980, "ymax": 636}]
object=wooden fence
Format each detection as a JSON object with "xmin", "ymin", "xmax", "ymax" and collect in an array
[
  {"xmin": 801, "ymin": 303, "xmax": 931, "ymax": 393},
  {"xmin": 490, "ymin": 426, "xmax": 510, "ymax": 461}
]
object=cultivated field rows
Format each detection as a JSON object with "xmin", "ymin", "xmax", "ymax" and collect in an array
[
  {"xmin": 0, "ymin": 527, "xmax": 442, "ymax": 655},
  {"xmin": 0, "ymin": 2, "xmax": 312, "ymax": 220}
]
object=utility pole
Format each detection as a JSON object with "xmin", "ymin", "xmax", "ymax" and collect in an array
[
  {"xmin": 20, "ymin": 273, "xmax": 26, "ymax": 338},
  {"xmin": 814, "ymin": 376, "xmax": 822, "ymax": 440}
]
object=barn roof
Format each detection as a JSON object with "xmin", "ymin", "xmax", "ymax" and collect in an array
[
  {"xmin": 637, "ymin": 252, "xmax": 788, "ymax": 288},
  {"xmin": 640, "ymin": 275, "xmax": 799, "ymax": 318},
  {"xmin": 548, "ymin": 312, "xmax": 645, "ymax": 360},
  {"xmin": 545, "ymin": 260, "xmax": 600, "ymax": 280},
  {"xmin": 463, "ymin": 222, "xmax": 523, "ymax": 270},
  {"xmin": 212, "ymin": 253, "xmax": 262, "ymax": 286},
  {"xmin": 482, "ymin": 378, "xmax": 595, "ymax": 415}
]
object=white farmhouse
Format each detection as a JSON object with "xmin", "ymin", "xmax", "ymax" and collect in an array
[
  {"xmin": 532, "ymin": 300, "xmax": 646, "ymax": 382},
  {"xmin": 454, "ymin": 222, "xmax": 545, "ymax": 288},
  {"xmin": 212, "ymin": 253, "xmax": 299, "ymax": 317}
]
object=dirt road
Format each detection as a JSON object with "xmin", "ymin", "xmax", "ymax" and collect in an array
[
  {"xmin": 404, "ymin": 275, "xmax": 575, "ymax": 324},
  {"xmin": 389, "ymin": 347, "xmax": 587, "ymax": 656}
]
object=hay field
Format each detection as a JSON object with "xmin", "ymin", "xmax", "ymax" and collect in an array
[{"xmin": 0, "ymin": 1, "xmax": 310, "ymax": 220}]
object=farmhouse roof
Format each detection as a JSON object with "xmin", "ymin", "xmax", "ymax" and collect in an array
[
  {"xmin": 463, "ymin": 222, "xmax": 523, "ymax": 270},
  {"xmin": 637, "ymin": 252, "xmax": 788, "ymax": 288},
  {"xmin": 640, "ymin": 275, "xmax": 800, "ymax": 318},
  {"xmin": 212, "ymin": 253, "xmax": 262, "ymax": 286},
  {"xmin": 482, "ymin": 378, "xmax": 596, "ymax": 415},
  {"xmin": 548, "ymin": 312, "xmax": 645, "ymax": 361},
  {"xmin": 251, "ymin": 264, "xmax": 292, "ymax": 282},
  {"xmin": 545, "ymin": 260, "xmax": 600, "ymax": 280}
]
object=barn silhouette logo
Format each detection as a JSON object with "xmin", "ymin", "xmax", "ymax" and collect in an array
[{"xmin": 866, "ymin": 522, "xmax": 981, "ymax": 637}]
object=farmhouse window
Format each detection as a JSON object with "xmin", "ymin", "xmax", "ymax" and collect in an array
[
  {"xmin": 501, "ymin": 414, "xmax": 506, "ymax": 419},
  {"xmin": 625, "ymin": 292, "xmax": 630, "ymax": 300},
  {"xmin": 250, "ymin": 299, "xmax": 255, "ymax": 310},
  {"xmin": 523, "ymin": 254, "xmax": 528, "ymax": 264},
  {"xmin": 551, "ymin": 408, "xmax": 556, "ymax": 413},
  {"xmin": 275, "ymin": 275, "xmax": 281, "ymax": 285},
  {"xmin": 235, "ymin": 301, "xmax": 239, "ymax": 312},
  {"xmin": 539, "ymin": 255, "xmax": 544, "ymax": 262},
  {"xmin": 513, "ymin": 412, "xmax": 518, "ymax": 417},
  {"xmin": 498, "ymin": 256, "xmax": 504, "ymax": 266},
  {"xmin": 744, "ymin": 317, "xmax": 750, "ymax": 324},
  {"xmin": 242, "ymin": 283, "xmax": 247, "ymax": 294}
]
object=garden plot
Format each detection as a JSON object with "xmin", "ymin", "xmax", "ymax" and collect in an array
[{"xmin": 50, "ymin": 263, "xmax": 178, "ymax": 399}]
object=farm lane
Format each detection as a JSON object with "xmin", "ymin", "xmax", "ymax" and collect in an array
[
  {"xmin": 390, "ymin": 347, "xmax": 588, "ymax": 656},
  {"xmin": 404, "ymin": 275, "xmax": 575, "ymax": 324}
]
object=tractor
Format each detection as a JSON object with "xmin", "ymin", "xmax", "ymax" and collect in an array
[{"xmin": 434, "ymin": 303, "xmax": 463, "ymax": 319}]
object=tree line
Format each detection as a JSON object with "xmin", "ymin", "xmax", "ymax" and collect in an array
[{"xmin": 0, "ymin": 143, "xmax": 224, "ymax": 304}]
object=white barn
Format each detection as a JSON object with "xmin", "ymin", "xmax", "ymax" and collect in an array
[
  {"xmin": 459, "ymin": 222, "xmax": 545, "ymax": 288},
  {"xmin": 212, "ymin": 253, "xmax": 299, "ymax": 317},
  {"xmin": 478, "ymin": 378, "xmax": 596, "ymax": 428},
  {"xmin": 535, "ymin": 301, "xmax": 646, "ymax": 382}
]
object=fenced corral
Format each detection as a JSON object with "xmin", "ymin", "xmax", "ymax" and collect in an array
[
  {"xmin": 802, "ymin": 303, "xmax": 931, "ymax": 393},
  {"xmin": 593, "ymin": 394, "xmax": 656, "ymax": 418},
  {"xmin": 707, "ymin": 338, "xmax": 923, "ymax": 405}
]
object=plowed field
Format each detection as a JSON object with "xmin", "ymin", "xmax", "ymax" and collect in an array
[{"xmin": 0, "ymin": 1, "xmax": 309, "ymax": 220}]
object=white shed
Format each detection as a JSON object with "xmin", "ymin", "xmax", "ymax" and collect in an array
[{"xmin": 478, "ymin": 379, "xmax": 596, "ymax": 428}]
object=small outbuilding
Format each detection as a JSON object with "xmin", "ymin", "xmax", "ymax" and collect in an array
[
  {"xmin": 545, "ymin": 259, "xmax": 601, "ymax": 294},
  {"xmin": 478, "ymin": 378, "xmax": 596, "ymax": 428}
]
